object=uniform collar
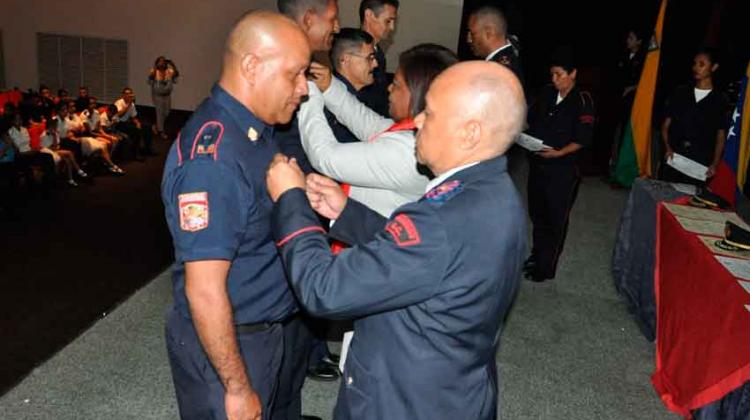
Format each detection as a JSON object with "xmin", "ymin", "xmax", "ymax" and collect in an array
[
  {"xmin": 211, "ymin": 83, "xmax": 273, "ymax": 141},
  {"xmin": 426, "ymin": 155, "xmax": 508, "ymax": 192},
  {"xmin": 486, "ymin": 42, "xmax": 512, "ymax": 61},
  {"xmin": 333, "ymin": 71, "xmax": 358, "ymax": 94}
]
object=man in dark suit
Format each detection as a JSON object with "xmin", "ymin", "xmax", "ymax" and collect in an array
[
  {"xmin": 358, "ymin": 0, "xmax": 399, "ymax": 117},
  {"xmin": 266, "ymin": 60, "xmax": 528, "ymax": 420},
  {"xmin": 466, "ymin": 5, "xmax": 524, "ymax": 87}
]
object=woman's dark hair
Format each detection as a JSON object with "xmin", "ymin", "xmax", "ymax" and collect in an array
[
  {"xmin": 695, "ymin": 46, "xmax": 720, "ymax": 65},
  {"xmin": 398, "ymin": 43, "xmax": 459, "ymax": 117},
  {"xmin": 549, "ymin": 46, "xmax": 577, "ymax": 73},
  {"xmin": 154, "ymin": 55, "xmax": 167, "ymax": 67}
]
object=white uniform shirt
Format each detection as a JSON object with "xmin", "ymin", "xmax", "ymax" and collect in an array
[
  {"xmin": 8, "ymin": 126, "xmax": 31, "ymax": 153},
  {"xmin": 114, "ymin": 98, "xmax": 137, "ymax": 122},
  {"xmin": 81, "ymin": 109, "xmax": 101, "ymax": 131}
]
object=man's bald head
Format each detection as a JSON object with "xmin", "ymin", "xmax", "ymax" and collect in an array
[
  {"xmin": 414, "ymin": 61, "xmax": 526, "ymax": 175},
  {"xmin": 220, "ymin": 10, "xmax": 311, "ymax": 125},
  {"xmin": 467, "ymin": 6, "xmax": 509, "ymax": 58}
]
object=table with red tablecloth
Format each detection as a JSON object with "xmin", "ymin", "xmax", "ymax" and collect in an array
[{"xmin": 652, "ymin": 201, "xmax": 750, "ymax": 418}]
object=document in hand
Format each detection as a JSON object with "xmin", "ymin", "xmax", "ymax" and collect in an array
[
  {"xmin": 516, "ymin": 133, "xmax": 552, "ymax": 152},
  {"xmin": 666, "ymin": 154, "xmax": 708, "ymax": 181}
]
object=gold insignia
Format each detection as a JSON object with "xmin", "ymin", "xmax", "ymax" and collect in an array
[{"xmin": 247, "ymin": 127, "xmax": 259, "ymax": 142}]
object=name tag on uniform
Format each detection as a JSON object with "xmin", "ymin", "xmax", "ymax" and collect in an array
[{"xmin": 179, "ymin": 192, "xmax": 209, "ymax": 231}]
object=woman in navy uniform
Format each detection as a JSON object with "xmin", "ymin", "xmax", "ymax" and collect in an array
[
  {"xmin": 266, "ymin": 61, "xmax": 527, "ymax": 420},
  {"xmin": 524, "ymin": 53, "xmax": 594, "ymax": 282},
  {"xmin": 660, "ymin": 47, "xmax": 729, "ymax": 185}
]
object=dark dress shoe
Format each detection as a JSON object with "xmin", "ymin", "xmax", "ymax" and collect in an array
[
  {"xmin": 301, "ymin": 416, "xmax": 322, "ymax": 420},
  {"xmin": 321, "ymin": 353, "xmax": 340, "ymax": 367},
  {"xmin": 307, "ymin": 361, "xmax": 340, "ymax": 382},
  {"xmin": 524, "ymin": 269, "xmax": 549, "ymax": 283},
  {"xmin": 523, "ymin": 255, "xmax": 537, "ymax": 271}
]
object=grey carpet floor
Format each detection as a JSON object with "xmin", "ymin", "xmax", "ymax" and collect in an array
[{"xmin": 0, "ymin": 177, "xmax": 677, "ymax": 419}]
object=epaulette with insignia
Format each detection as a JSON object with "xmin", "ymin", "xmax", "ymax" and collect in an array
[
  {"xmin": 424, "ymin": 180, "xmax": 464, "ymax": 206},
  {"xmin": 189, "ymin": 121, "xmax": 225, "ymax": 161}
]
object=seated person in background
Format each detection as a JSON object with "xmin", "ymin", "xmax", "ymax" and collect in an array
[
  {"xmin": 0, "ymin": 129, "xmax": 17, "ymax": 212},
  {"xmin": 63, "ymin": 101, "xmax": 122, "ymax": 175},
  {"xmin": 7, "ymin": 112, "xmax": 57, "ymax": 188},
  {"xmin": 302, "ymin": 43, "xmax": 458, "ymax": 216},
  {"xmin": 82, "ymin": 98, "xmax": 123, "ymax": 159},
  {"xmin": 55, "ymin": 89, "xmax": 69, "ymax": 106},
  {"xmin": 75, "ymin": 86, "xmax": 91, "ymax": 113},
  {"xmin": 38, "ymin": 86, "xmax": 56, "ymax": 120},
  {"xmin": 113, "ymin": 87, "xmax": 154, "ymax": 159},
  {"xmin": 325, "ymin": 28, "xmax": 380, "ymax": 143},
  {"xmin": 39, "ymin": 118, "xmax": 85, "ymax": 186}
]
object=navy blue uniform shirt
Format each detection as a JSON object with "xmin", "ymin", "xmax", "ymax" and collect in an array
[
  {"xmin": 271, "ymin": 156, "xmax": 527, "ymax": 420},
  {"xmin": 161, "ymin": 84, "xmax": 297, "ymax": 324}
]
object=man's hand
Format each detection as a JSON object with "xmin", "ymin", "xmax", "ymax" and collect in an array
[
  {"xmin": 536, "ymin": 148, "xmax": 564, "ymax": 159},
  {"xmin": 266, "ymin": 153, "xmax": 305, "ymax": 202},
  {"xmin": 306, "ymin": 173, "xmax": 347, "ymax": 220},
  {"xmin": 308, "ymin": 62, "xmax": 332, "ymax": 92},
  {"xmin": 225, "ymin": 387, "xmax": 262, "ymax": 420},
  {"xmin": 706, "ymin": 164, "xmax": 717, "ymax": 178}
]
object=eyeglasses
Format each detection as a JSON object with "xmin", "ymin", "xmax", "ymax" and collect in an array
[{"xmin": 348, "ymin": 53, "xmax": 377, "ymax": 62}]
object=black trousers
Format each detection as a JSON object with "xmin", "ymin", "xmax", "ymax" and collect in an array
[
  {"xmin": 527, "ymin": 161, "xmax": 582, "ymax": 279},
  {"xmin": 114, "ymin": 121, "xmax": 152, "ymax": 157},
  {"xmin": 165, "ymin": 309, "xmax": 311, "ymax": 420}
]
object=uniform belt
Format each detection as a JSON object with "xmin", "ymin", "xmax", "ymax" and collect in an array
[{"xmin": 235, "ymin": 313, "xmax": 299, "ymax": 334}]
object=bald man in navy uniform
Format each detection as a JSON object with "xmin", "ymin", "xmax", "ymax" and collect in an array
[
  {"xmin": 266, "ymin": 61, "xmax": 527, "ymax": 420},
  {"xmin": 161, "ymin": 11, "xmax": 310, "ymax": 420}
]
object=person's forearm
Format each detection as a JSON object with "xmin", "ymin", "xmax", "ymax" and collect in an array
[
  {"xmin": 186, "ymin": 267, "xmax": 253, "ymax": 395},
  {"xmin": 712, "ymin": 130, "xmax": 726, "ymax": 167},
  {"xmin": 559, "ymin": 142, "xmax": 582, "ymax": 156},
  {"xmin": 661, "ymin": 119, "xmax": 671, "ymax": 151}
]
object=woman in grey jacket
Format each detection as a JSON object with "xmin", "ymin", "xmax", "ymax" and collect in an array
[{"xmin": 302, "ymin": 44, "xmax": 459, "ymax": 217}]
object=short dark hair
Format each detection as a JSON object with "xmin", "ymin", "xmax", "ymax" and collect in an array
[
  {"xmin": 331, "ymin": 28, "xmax": 374, "ymax": 68},
  {"xmin": 359, "ymin": 0, "xmax": 399, "ymax": 23},
  {"xmin": 122, "ymin": 87, "xmax": 133, "ymax": 94},
  {"xmin": 398, "ymin": 43, "xmax": 458, "ymax": 117},
  {"xmin": 470, "ymin": 5, "xmax": 508, "ymax": 37},
  {"xmin": 57, "ymin": 89, "xmax": 69, "ymax": 97},
  {"xmin": 278, "ymin": 0, "xmax": 330, "ymax": 19},
  {"xmin": 549, "ymin": 46, "xmax": 576, "ymax": 73}
]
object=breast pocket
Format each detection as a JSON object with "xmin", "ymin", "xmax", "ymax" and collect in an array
[{"xmin": 337, "ymin": 351, "xmax": 377, "ymax": 420}]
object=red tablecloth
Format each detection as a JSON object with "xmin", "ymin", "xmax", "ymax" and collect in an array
[{"xmin": 652, "ymin": 202, "xmax": 750, "ymax": 418}]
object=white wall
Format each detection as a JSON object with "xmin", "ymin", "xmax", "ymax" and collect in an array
[{"xmin": 1, "ymin": 0, "xmax": 464, "ymax": 110}]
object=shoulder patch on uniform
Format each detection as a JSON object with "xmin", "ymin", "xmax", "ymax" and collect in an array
[
  {"xmin": 179, "ymin": 192, "xmax": 209, "ymax": 232},
  {"xmin": 424, "ymin": 180, "xmax": 464, "ymax": 205},
  {"xmin": 385, "ymin": 214, "xmax": 421, "ymax": 247}
]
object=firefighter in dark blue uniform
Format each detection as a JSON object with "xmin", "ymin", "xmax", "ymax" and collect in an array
[
  {"xmin": 524, "ymin": 55, "xmax": 594, "ymax": 282},
  {"xmin": 266, "ymin": 61, "xmax": 527, "ymax": 420},
  {"xmin": 160, "ymin": 12, "xmax": 311, "ymax": 420}
]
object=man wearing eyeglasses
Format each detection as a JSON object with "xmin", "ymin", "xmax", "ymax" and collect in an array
[
  {"xmin": 358, "ymin": 0, "xmax": 399, "ymax": 117},
  {"xmin": 324, "ymin": 28, "xmax": 379, "ymax": 144}
]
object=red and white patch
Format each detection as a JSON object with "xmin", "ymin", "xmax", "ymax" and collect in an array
[
  {"xmin": 579, "ymin": 115, "xmax": 595, "ymax": 124},
  {"xmin": 385, "ymin": 214, "xmax": 421, "ymax": 247},
  {"xmin": 179, "ymin": 192, "xmax": 209, "ymax": 232}
]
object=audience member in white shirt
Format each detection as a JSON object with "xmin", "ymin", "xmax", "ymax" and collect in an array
[
  {"xmin": 7, "ymin": 113, "xmax": 57, "ymax": 187},
  {"xmin": 114, "ymin": 87, "xmax": 153, "ymax": 159},
  {"xmin": 61, "ymin": 101, "xmax": 123, "ymax": 174},
  {"xmin": 40, "ymin": 118, "xmax": 88, "ymax": 186}
]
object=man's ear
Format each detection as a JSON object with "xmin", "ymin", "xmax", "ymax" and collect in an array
[
  {"xmin": 458, "ymin": 120, "xmax": 481, "ymax": 151},
  {"xmin": 240, "ymin": 53, "xmax": 260, "ymax": 86},
  {"xmin": 364, "ymin": 9, "xmax": 375, "ymax": 23},
  {"xmin": 712, "ymin": 63, "xmax": 719, "ymax": 73},
  {"xmin": 302, "ymin": 9, "xmax": 316, "ymax": 32}
]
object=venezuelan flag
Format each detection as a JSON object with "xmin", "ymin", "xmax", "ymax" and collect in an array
[
  {"xmin": 708, "ymin": 62, "xmax": 750, "ymax": 206},
  {"xmin": 611, "ymin": 0, "xmax": 668, "ymax": 186}
]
